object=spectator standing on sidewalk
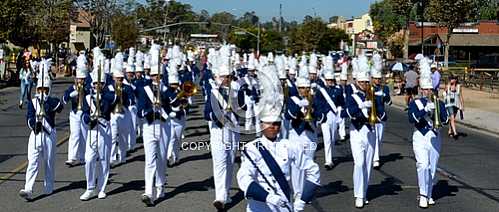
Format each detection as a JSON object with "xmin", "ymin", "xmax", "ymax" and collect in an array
[
  {"xmin": 443, "ymin": 75, "xmax": 464, "ymax": 139},
  {"xmin": 431, "ymin": 63, "xmax": 441, "ymax": 95},
  {"xmin": 404, "ymin": 66, "xmax": 419, "ymax": 110}
]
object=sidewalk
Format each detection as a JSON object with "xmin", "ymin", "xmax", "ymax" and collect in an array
[{"xmin": 391, "ymin": 86, "xmax": 499, "ymax": 135}]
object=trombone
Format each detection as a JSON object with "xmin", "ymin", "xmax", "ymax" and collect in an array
[{"xmin": 303, "ymin": 88, "xmax": 314, "ymax": 122}]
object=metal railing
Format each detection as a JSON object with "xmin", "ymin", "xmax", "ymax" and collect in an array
[{"xmin": 441, "ymin": 67, "xmax": 499, "ymax": 93}]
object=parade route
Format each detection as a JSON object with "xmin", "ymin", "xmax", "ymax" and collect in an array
[{"xmin": 0, "ymin": 79, "xmax": 498, "ymax": 212}]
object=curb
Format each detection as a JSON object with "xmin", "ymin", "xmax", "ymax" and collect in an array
[{"xmin": 390, "ymin": 101, "xmax": 499, "ymax": 138}]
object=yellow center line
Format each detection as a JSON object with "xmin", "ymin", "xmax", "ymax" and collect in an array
[{"xmin": 0, "ymin": 134, "xmax": 70, "ymax": 186}]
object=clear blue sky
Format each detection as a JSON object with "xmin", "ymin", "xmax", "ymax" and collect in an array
[{"xmin": 177, "ymin": 0, "xmax": 376, "ymax": 22}]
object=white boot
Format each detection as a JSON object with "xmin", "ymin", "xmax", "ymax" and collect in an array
[
  {"xmin": 428, "ymin": 198, "xmax": 435, "ymax": 205},
  {"xmin": 156, "ymin": 187, "xmax": 165, "ymax": 199},
  {"xmin": 355, "ymin": 198, "xmax": 364, "ymax": 208},
  {"xmin": 98, "ymin": 191, "xmax": 107, "ymax": 199},
  {"xmin": 141, "ymin": 193, "xmax": 155, "ymax": 207},
  {"xmin": 80, "ymin": 190, "xmax": 97, "ymax": 201},
  {"xmin": 419, "ymin": 196, "xmax": 428, "ymax": 208},
  {"xmin": 373, "ymin": 161, "xmax": 380, "ymax": 168}
]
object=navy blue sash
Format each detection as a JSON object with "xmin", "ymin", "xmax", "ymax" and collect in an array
[{"xmin": 255, "ymin": 142, "xmax": 292, "ymax": 202}]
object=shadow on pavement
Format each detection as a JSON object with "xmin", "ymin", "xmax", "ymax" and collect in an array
[
  {"xmin": 107, "ymin": 180, "xmax": 145, "ymax": 196},
  {"xmin": 176, "ymin": 152, "xmax": 211, "ymax": 166},
  {"xmin": 155, "ymin": 177, "xmax": 215, "ymax": 205},
  {"xmin": 223, "ymin": 190, "xmax": 245, "ymax": 211},
  {"xmin": 432, "ymin": 180, "xmax": 458, "ymax": 201},
  {"xmin": 316, "ymin": 180, "xmax": 350, "ymax": 198},
  {"xmin": 367, "ymin": 177, "xmax": 403, "ymax": 201}
]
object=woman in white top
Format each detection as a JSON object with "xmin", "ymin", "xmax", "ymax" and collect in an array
[{"xmin": 443, "ymin": 75, "xmax": 464, "ymax": 138}]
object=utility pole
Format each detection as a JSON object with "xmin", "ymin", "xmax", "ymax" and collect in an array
[{"xmin": 279, "ymin": 4, "xmax": 282, "ymax": 33}]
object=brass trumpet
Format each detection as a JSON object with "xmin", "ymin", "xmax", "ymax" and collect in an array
[
  {"xmin": 76, "ymin": 81, "xmax": 84, "ymax": 111},
  {"xmin": 431, "ymin": 93, "xmax": 441, "ymax": 129},
  {"xmin": 303, "ymin": 89, "xmax": 313, "ymax": 122},
  {"xmin": 176, "ymin": 81, "xmax": 198, "ymax": 108},
  {"xmin": 367, "ymin": 84, "xmax": 378, "ymax": 126}
]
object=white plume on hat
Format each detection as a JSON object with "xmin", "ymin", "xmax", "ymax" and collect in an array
[
  {"xmin": 149, "ymin": 44, "xmax": 161, "ymax": 75},
  {"xmin": 308, "ymin": 65, "xmax": 317, "ymax": 74},
  {"xmin": 419, "ymin": 57, "xmax": 433, "ymax": 89},
  {"xmin": 76, "ymin": 53, "xmax": 87, "ymax": 79},
  {"xmin": 127, "ymin": 48, "xmax": 136, "ymax": 72},
  {"xmin": 168, "ymin": 64, "xmax": 179, "ymax": 84},
  {"xmin": 144, "ymin": 53, "xmax": 151, "ymax": 69},
  {"xmin": 351, "ymin": 57, "xmax": 359, "ymax": 79},
  {"xmin": 135, "ymin": 50, "xmax": 144, "ymax": 72},
  {"xmin": 324, "ymin": 55, "xmax": 334, "ymax": 72},
  {"xmin": 356, "ymin": 55, "xmax": 370, "ymax": 82},
  {"xmin": 36, "ymin": 58, "xmax": 52, "ymax": 89},
  {"xmin": 299, "ymin": 63, "xmax": 308, "ymax": 78},
  {"xmin": 309, "ymin": 52, "xmax": 318, "ymax": 68},
  {"xmin": 91, "ymin": 51, "xmax": 106, "ymax": 84},
  {"xmin": 113, "ymin": 52, "xmax": 124, "ymax": 77},
  {"xmin": 275, "ymin": 55, "xmax": 287, "ymax": 79},
  {"xmin": 288, "ymin": 56, "xmax": 297, "ymax": 75},
  {"xmin": 247, "ymin": 53, "xmax": 257, "ymax": 70}
]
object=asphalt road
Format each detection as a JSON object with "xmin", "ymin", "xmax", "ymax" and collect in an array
[{"xmin": 0, "ymin": 78, "xmax": 498, "ymax": 212}]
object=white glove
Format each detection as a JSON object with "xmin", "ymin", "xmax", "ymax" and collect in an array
[
  {"xmin": 293, "ymin": 199, "xmax": 306, "ymax": 212},
  {"xmin": 169, "ymin": 112, "xmax": 176, "ymax": 118},
  {"xmin": 311, "ymin": 83, "xmax": 317, "ymax": 88},
  {"xmin": 266, "ymin": 194, "xmax": 287, "ymax": 208},
  {"xmin": 298, "ymin": 99, "xmax": 309, "ymax": 107},
  {"xmin": 361, "ymin": 100, "xmax": 372, "ymax": 109},
  {"xmin": 69, "ymin": 90, "xmax": 78, "ymax": 98},
  {"xmin": 425, "ymin": 102, "xmax": 435, "ymax": 112}
]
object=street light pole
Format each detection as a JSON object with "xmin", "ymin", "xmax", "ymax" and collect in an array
[
  {"xmin": 421, "ymin": 0, "xmax": 424, "ymax": 54},
  {"xmin": 257, "ymin": 22, "xmax": 260, "ymax": 57}
]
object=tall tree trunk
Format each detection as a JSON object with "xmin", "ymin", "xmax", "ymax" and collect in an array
[
  {"xmin": 403, "ymin": 27, "xmax": 409, "ymax": 60},
  {"xmin": 444, "ymin": 33, "xmax": 451, "ymax": 68}
]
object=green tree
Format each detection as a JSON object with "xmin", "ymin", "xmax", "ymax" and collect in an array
[
  {"xmin": 370, "ymin": 0, "xmax": 406, "ymax": 58},
  {"xmin": 426, "ymin": 0, "xmax": 477, "ymax": 67},
  {"xmin": 477, "ymin": 0, "xmax": 498, "ymax": 20},
  {"xmin": 389, "ymin": 0, "xmax": 416, "ymax": 60},
  {"xmin": 289, "ymin": 17, "xmax": 349, "ymax": 54},
  {"xmin": 0, "ymin": 0, "xmax": 41, "ymax": 46},
  {"xmin": 74, "ymin": 0, "xmax": 119, "ymax": 47},
  {"xmin": 112, "ymin": 13, "xmax": 139, "ymax": 49}
]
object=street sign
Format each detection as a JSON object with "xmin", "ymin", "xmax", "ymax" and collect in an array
[
  {"xmin": 156, "ymin": 28, "xmax": 170, "ymax": 33},
  {"xmin": 234, "ymin": 31, "xmax": 246, "ymax": 35}
]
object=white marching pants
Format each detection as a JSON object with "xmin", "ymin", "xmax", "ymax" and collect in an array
[
  {"xmin": 143, "ymin": 120, "xmax": 168, "ymax": 196},
  {"xmin": 110, "ymin": 112, "xmax": 130, "ymax": 163},
  {"xmin": 337, "ymin": 117, "xmax": 346, "ymax": 139},
  {"xmin": 373, "ymin": 122, "xmax": 385, "ymax": 163},
  {"xmin": 289, "ymin": 129, "xmax": 317, "ymax": 199},
  {"xmin": 321, "ymin": 111, "xmax": 338, "ymax": 165},
  {"xmin": 127, "ymin": 105, "xmax": 138, "ymax": 151},
  {"xmin": 244, "ymin": 100, "xmax": 260, "ymax": 134},
  {"xmin": 210, "ymin": 125, "xmax": 237, "ymax": 202},
  {"xmin": 168, "ymin": 117, "xmax": 186, "ymax": 163},
  {"xmin": 350, "ymin": 125, "xmax": 376, "ymax": 199},
  {"xmin": 85, "ymin": 121, "xmax": 111, "ymax": 193},
  {"xmin": 24, "ymin": 130, "xmax": 56, "ymax": 193},
  {"xmin": 412, "ymin": 130, "xmax": 441, "ymax": 198},
  {"xmin": 68, "ymin": 111, "xmax": 87, "ymax": 161}
]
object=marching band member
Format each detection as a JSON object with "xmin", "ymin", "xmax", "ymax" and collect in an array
[
  {"xmin": 125, "ymin": 47, "xmax": 138, "ymax": 152},
  {"xmin": 408, "ymin": 57, "xmax": 448, "ymax": 208},
  {"xmin": 285, "ymin": 74, "xmax": 325, "ymax": 200},
  {"xmin": 19, "ymin": 59, "xmax": 63, "ymax": 201},
  {"xmin": 204, "ymin": 60, "xmax": 246, "ymax": 210},
  {"xmin": 63, "ymin": 54, "xmax": 90, "ymax": 167},
  {"xmin": 80, "ymin": 48, "xmax": 116, "ymax": 200},
  {"xmin": 242, "ymin": 54, "xmax": 261, "ymax": 134},
  {"xmin": 371, "ymin": 53, "xmax": 392, "ymax": 169},
  {"xmin": 337, "ymin": 62, "xmax": 349, "ymax": 142},
  {"xmin": 134, "ymin": 50, "xmax": 149, "ymax": 139},
  {"xmin": 340, "ymin": 55, "xmax": 375, "ymax": 208},
  {"xmin": 237, "ymin": 103, "xmax": 320, "ymax": 212},
  {"xmin": 318, "ymin": 70, "xmax": 344, "ymax": 170},
  {"xmin": 166, "ymin": 65, "xmax": 186, "ymax": 167},
  {"xmin": 136, "ymin": 44, "xmax": 171, "ymax": 206},
  {"xmin": 109, "ymin": 54, "xmax": 135, "ymax": 167}
]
